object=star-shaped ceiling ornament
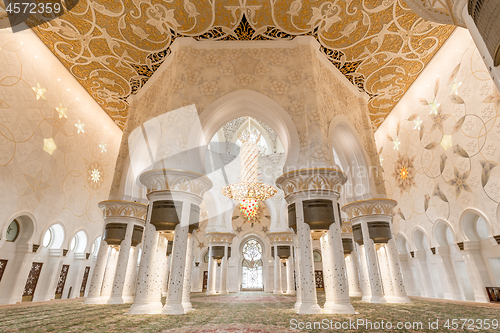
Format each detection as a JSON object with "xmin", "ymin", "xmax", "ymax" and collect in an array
[
  {"xmin": 413, "ymin": 116, "xmax": 423, "ymax": 130},
  {"xmin": 99, "ymin": 141, "xmax": 107, "ymax": 153},
  {"xmin": 43, "ymin": 138, "xmax": 57, "ymax": 155},
  {"xmin": 197, "ymin": 242, "xmax": 205, "ymax": 249},
  {"xmin": 262, "ymin": 226, "xmax": 268, "ymax": 233},
  {"xmin": 429, "ymin": 99, "xmax": 440, "ymax": 115},
  {"xmin": 75, "ymin": 119, "xmax": 85, "ymax": 134},
  {"xmin": 440, "ymin": 134, "xmax": 453, "ymax": 151},
  {"xmin": 235, "ymin": 226, "xmax": 243, "ymax": 233},
  {"xmin": 448, "ymin": 79, "xmax": 462, "ymax": 95},
  {"xmin": 393, "ymin": 138, "xmax": 400, "ymax": 150},
  {"xmin": 91, "ymin": 169, "xmax": 101, "ymax": 183},
  {"xmin": 23, "ymin": 170, "xmax": 49, "ymax": 201},
  {"xmin": 31, "ymin": 83, "xmax": 47, "ymax": 100},
  {"xmin": 55, "ymin": 102, "xmax": 67, "ymax": 118}
]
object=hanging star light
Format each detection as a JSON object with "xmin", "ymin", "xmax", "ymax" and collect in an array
[
  {"xmin": 429, "ymin": 99, "xmax": 440, "ymax": 115},
  {"xmin": 43, "ymin": 138, "xmax": 57, "ymax": 155},
  {"xmin": 440, "ymin": 134, "xmax": 453, "ymax": 151},
  {"xmin": 448, "ymin": 79, "xmax": 462, "ymax": 95},
  {"xmin": 393, "ymin": 138, "xmax": 400, "ymax": 150},
  {"xmin": 31, "ymin": 83, "xmax": 46, "ymax": 100},
  {"xmin": 55, "ymin": 102, "xmax": 67, "ymax": 118},
  {"xmin": 99, "ymin": 141, "xmax": 107, "ymax": 153},
  {"xmin": 413, "ymin": 116, "xmax": 423, "ymax": 130},
  {"xmin": 75, "ymin": 119, "xmax": 85, "ymax": 133},
  {"xmin": 222, "ymin": 129, "xmax": 277, "ymax": 220}
]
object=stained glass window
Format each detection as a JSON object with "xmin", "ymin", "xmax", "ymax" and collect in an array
[{"xmin": 242, "ymin": 239, "xmax": 263, "ymax": 289}]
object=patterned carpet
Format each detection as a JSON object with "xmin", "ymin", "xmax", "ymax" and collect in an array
[{"xmin": 0, "ymin": 292, "xmax": 499, "ymax": 332}]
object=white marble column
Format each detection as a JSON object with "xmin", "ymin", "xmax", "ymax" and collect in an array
[
  {"xmin": 32, "ymin": 249, "xmax": 63, "ymax": 302},
  {"xmin": 377, "ymin": 245, "xmax": 395, "ymax": 300},
  {"xmin": 273, "ymin": 245, "xmax": 283, "ymax": 294},
  {"xmin": 345, "ymin": 251, "xmax": 363, "ymax": 297},
  {"xmin": 162, "ymin": 254, "xmax": 172, "ymax": 297},
  {"xmin": 99, "ymin": 247, "xmax": 119, "ymax": 302},
  {"xmin": 386, "ymin": 240, "xmax": 411, "ymax": 303},
  {"xmin": 286, "ymin": 247, "xmax": 295, "ymax": 295},
  {"xmin": 182, "ymin": 232, "xmax": 195, "ymax": 310},
  {"xmin": 414, "ymin": 250, "xmax": 435, "ymax": 298},
  {"xmin": 356, "ymin": 243, "xmax": 370, "ymax": 298},
  {"xmin": 150, "ymin": 235, "xmax": 168, "ymax": 312},
  {"xmin": 462, "ymin": 241, "xmax": 491, "ymax": 303},
  {"xmin": 322, "ymin": 221, "xmax": 355, "ymax": 314},
  {"xmin": 128, "ymin": 220, "xmax": 159, "ymax": 315},
  {"xmin": 359, "ymin": 221, "xmax": 385, "ymax": 303},
  {"xmin": 219, "ymin": 244, "xmax": 229, "ymax": 295},
  {"xmin": 435, "ymin": 246, "xmax": 461, "ymax": 300},
  {"xmin": 84, "ymin": 239, "xmax": 109, "ymax": 304},
  {"xmin": 108, "ymin": 222, "xmax": 135, "ymax": 304},
  {"xmin": 295, "ymin": 200, "xmax": 322, "ymax": 314},
  {"xmin": 207, "ymin": 246, "xmax": 217, "ymax": 295},
  {"xmin": 163, "ymin": 202, "xmax": 191, "ymax": 315},
  {"xmin": 122, "ymin": 245, "xmax": 140, "ymax": 303},
  {"xmin": 293, "ymin": 235, "xmax": 302, "ymax": 310}
]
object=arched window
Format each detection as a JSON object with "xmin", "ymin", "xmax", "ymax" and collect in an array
[
  {"xmin": 241, "ymin": 239, "xmax": 263, "ymax": 290},
  {"xmin": 6, "ymin": 219, "xmax": 20, "ymax": 242},
  {"xmin": 42, "ymin": 224, "xmax": 64, "ymax": 249},
  {"xmin": 203, "ymin": 251, "xmax": 210, "ymax": 263},
  {"xmin": 313, "ymin": 250, "xmax": 322, "ymax": 262}
]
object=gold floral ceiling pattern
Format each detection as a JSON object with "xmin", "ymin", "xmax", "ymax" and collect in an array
[{"xmin": 27, "ymin": 0, "xmax": 454, "ymax": 129}]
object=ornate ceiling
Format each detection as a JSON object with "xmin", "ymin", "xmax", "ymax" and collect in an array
[{"xmin": 27, "ymin": 0, "xmax": 454, "ymax": 129}]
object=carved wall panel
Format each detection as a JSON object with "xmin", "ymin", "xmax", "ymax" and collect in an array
[{"xmin": 22, "ymin": 262, "xmax": 43, "ymax": 302}]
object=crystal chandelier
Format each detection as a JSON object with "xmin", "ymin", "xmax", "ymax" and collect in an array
[{"xmin": 221, "ymin": 129, "xmax": 277, "ymax": 220}]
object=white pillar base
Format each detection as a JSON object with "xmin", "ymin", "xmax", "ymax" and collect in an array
[
  {"xmin": 162, "ymin": 301, "xmax": 186, "ymax": 315},
  {"xmin": 84, "ymin": 296, "xmax": 107, "ymax": 304},
  {"xmin": 297, "ymin": 302, "xmax": 322, "ymax": 314},
  {"xmin": 127, "ymin": 303, "xmax": 154, "ymax": 315},
  {"xmin": 107, "ymin": 297, "xmax": 125, "ymax": 304},
  {"xmin": 150, "ymin": 301, "xmax": 163, "ymax": 314},
  {"xmin": 349, "ymin": 291, "xmax": 363, "ymax": 297},
  {"xmin": 218, "ymin": 290, "xmax": 228, "ymax": 295},
  {"xmin": 385, "ymin": 295, "xmax": 411, "ymax": 303},
  {"xmin": 122, "ymin": 296, "xmax": 134, "ymax": 303},
  {"xmin": 273, "ymin": 291, "xmax": 284, "ymax": 295},
  {"xmin": 293, "ymin": 301, "xmax": 301, "ymax": 311},
  {"xmin": 207, "ymin": 291, "xmax": 217, "ymax": 295},
  {"xmin": 323, "ymin": 302, "xmax": 356, "ymax": 314},
  {"xmin": 362, "ymin": 295, "xmax": 386, "ymax": 303},
  {"xmin": 182, "ymin": 302, "xmax": 194, "ymax": 312},
  {"xmin": 286, "ymin": 291, "xmax": 296, "ymax": 295}
]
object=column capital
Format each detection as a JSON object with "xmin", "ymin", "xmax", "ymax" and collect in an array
[
  {"xmin": 341, "ymin": 198, "xmax": 397, "ymax": 220},
  {"xmin": 205, "ymin": 232, "xmax": 236, "ymax": 244},
  {"xmin": 139, "ymin": 169, "xmax": 212, "ymax": 198},
  {"xmin": 98, "ymin": 200, "xmax": 148, "ymax": 221},
  {"xmin": 266, "ymin": 231, "xmax": 294, "ymax": 244},
  {"xmin": 341, "ymin": 221, "xmax": 353, "ymax": 235},
  {"xmin": 276, "ymin": 167, "xmax": 347, "ymax": 201}
]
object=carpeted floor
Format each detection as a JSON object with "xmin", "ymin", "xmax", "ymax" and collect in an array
[{"xmin": 0, "ymin": 292, "xmax": 499, "ymax": 332}]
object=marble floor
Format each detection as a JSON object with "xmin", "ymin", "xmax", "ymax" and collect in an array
[{"xmin": 0, "ymin": 292, "xmax": 499, "ymax": 332}]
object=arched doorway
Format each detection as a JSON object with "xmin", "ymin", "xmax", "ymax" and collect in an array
[{"xmin": 241, "ymin": 239, "xmax": 263, "ymax": 291}]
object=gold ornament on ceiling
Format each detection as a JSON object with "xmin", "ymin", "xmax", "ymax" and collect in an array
[{"xmin": 27, "ymin": 0, "xmax": 454, "ymax": 129}]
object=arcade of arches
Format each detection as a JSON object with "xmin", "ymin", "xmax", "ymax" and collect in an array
[{"xmin": 1, "ymin": 1, "xmax": 500, "ymax": 331}]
